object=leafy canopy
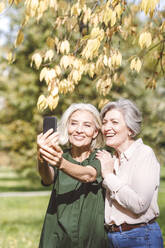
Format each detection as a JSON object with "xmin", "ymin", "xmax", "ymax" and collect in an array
[{"xmin": 1, "ymin": 0, "xmax": 165, "ymax": 111}]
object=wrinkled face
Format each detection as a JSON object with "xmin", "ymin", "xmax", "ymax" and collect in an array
[
  {"xmin": 68, "ymin": 110, "xmax": 98, "ymax": 148},
  {"xmin": 102, "ymin": 109, "xmax": 131, "ymax": 151}
]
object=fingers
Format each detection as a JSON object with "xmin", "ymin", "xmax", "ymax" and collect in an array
[
  {"xmin": 52, "ymin": 144, "xmax": 62, "ymax": 153},
  {"xmin": 37, "ymin": 130, "xmax": 62, "ymax": 166},
  {"xmin": 41, "ymin": 155, "xmax": 60, "ymax": 166},
  {"xmin": 40, "ymin": 144, "xmax": 63, "ymax": 160},
  {"xmin": 37, "ymin": 131, "xmax": 59, "ymax": 148},
  {"xmin": 40, "ymin": 147, "xmax": 62, "ymax": 166}
]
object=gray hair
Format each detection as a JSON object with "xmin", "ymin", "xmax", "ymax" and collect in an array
[
  {"xmin": 58, "ymin": 103, "xmax": 103, "ymax": 149},
  {"xmin": 100, "ymin": 98, "xmax": 142, "ymax": 137}
]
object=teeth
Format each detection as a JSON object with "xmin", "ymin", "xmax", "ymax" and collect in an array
[{"xmin": 106, "ymin": 134, "xmax": 115, "ymax": 137}]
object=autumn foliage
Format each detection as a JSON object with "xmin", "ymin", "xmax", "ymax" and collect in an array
[{"xmin": 1, "ymin": 0, "xmax": 165, "ymax": 110}]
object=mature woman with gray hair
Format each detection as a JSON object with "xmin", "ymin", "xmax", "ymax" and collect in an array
[
  {"xmin": 96, "ymin": 98, "xmax": 163, "ymax": 248},
  {"xmin": 37, "ymin": 103, "xmax": 108, "ymax": 248}
]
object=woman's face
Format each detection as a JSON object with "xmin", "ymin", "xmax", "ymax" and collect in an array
[
  {"xmin": 102, "ymin": 108, "xmax": 132, "ymax": 152},
  {"xmin": 68, "ymin": 110, "xmax": 98, "ymax": 148}
]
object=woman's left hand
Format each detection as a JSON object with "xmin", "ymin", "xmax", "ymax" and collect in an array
[{"xmin": 96, "ymin": 150, "xmax": 114, "ymax": 178}]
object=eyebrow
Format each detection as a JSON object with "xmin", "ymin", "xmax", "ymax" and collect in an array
[
  {"xmin": 103, "ymin": 117, "xmax": 118, "ymax": 121},
  {"xmin": 70, "ymin": 119, "xmax": 93, "ymax": 124}
]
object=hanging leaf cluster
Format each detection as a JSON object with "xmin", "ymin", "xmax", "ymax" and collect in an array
[{"xmin": 3, "ymin": 0, "xmax": 165, "ymax": 110}]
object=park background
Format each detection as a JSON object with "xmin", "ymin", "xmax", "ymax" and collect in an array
[{"xmin": 0, "ymin": 0, "xmax": 165, "ymax": 247}]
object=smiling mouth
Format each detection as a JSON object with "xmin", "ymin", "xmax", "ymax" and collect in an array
[
  {"xmin": 105, "ymin": 133, "xmax": 115, "ymax": 137},
  {"xmin": 74, "ymin": 135, "xmax": 85, "ymax": 140}
]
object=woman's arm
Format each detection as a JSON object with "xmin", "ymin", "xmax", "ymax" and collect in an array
[
  {"xmin": 96, "ymin": 148, "xmax": 160, "ymax": 215},
  {"xmin": 37, "ymin": 130, "xmax": 59, "ymax": 185},
  {"xmin": 37, "ymin": 158, "xmax": 54, "ymax": 186},
  {"xmin": 40, "ymin": 144, "xmax": 97, "ymax": 183},
  {"xmin": 38, "ymin": 131, "xmax": 97, "ymax": 183},
  {"xmin": 60, "ymin": 158, "xmax": 97, "ymax": 183}
]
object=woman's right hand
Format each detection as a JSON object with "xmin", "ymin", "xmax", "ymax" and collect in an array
[
  {"xmin": 37, "ymin": 129, "xmax": 63, "ymax": 167},
  {"xmin": 96, "ymin": 150, "xmax": 114, "ymax": 178}
]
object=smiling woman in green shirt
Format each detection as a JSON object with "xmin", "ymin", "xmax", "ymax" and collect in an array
[{"xmin": 37, "ymin": 103, "xmax": 108, "ymax": 248}]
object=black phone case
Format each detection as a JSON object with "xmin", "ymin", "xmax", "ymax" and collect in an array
[{"xmin": 43, "ymin": 116, "xmax": 57, "ymax": 134}]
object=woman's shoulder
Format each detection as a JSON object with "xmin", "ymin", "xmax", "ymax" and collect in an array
[
  {"xmin": 134, "ymin": 139, "xmax": 158, "ymax": 162},
  {"xmin": 137, "ymin": 139, "xmax": 155, "ymax": 154}
]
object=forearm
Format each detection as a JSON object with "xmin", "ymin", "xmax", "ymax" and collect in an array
[
  {"xmin": 59, "ymin": 158, "xmax": 97, "ymax": 183},
  {"xmin": 37, "ymin": 159, "xmax": 54, "ymax": 186},
  {"xmin": 103, "ymin": 173, "xmax": 157, "ymax": 215}
]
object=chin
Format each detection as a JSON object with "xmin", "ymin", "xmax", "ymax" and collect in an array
[{"xmin": 106, "ymin": 141, "xmax": 115, "ymax": 148}]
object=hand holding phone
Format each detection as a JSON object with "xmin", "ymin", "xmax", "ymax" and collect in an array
[{"xmin": 43, "ymin": 116, "xmax": 57, "ymax": 134}]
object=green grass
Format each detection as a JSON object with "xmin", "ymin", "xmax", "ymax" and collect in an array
[
  {"xmin": 0, "ymin": 165, "xmax": 164, "ymax": 247},
  {"xmin": 0, "ymin": 166, "xmax": 52, "ymax": 192},
  {"xmin": 0, "ymin": 196, "xmax": 49, "ymax": 248}
]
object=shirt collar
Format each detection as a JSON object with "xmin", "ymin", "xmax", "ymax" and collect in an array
[{"xmin": 122, "ymin": 138, "xmax": 143, "ymax": 161}]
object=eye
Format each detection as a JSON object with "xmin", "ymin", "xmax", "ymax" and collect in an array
[
  {"xmin": 112, "ymin": 120, "xmax": 118, "ymax": 124},
  {"xmin": 71, "ymin": 122, "xmax": 77, "ymax": 125},
  {"xmin": 84, "ymin": 123, "xmax": 91, "ymax": 127}
]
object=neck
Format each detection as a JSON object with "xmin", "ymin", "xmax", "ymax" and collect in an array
[
  {"xmin": 71, "ymin": 146, "xmax": 91, "ymax": 162},
  {"xmin": 116, "ymin": 139, "xmax": 134, "ymax": 157}
]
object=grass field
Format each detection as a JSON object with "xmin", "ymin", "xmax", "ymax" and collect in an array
[
  {"xmin": 0, "ymin": 196, "xmax": 48, "ymax": 248},
  {"xmin": 0, "ymin": 165, "xmax": 165, "ymax": 248}
]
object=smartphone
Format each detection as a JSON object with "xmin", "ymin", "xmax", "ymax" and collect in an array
[{"xmin": 43, "ymin": 116, "xmax": 57, "ymax": 134}]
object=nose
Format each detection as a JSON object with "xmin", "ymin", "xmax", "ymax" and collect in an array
[
  {"xmin": 75, "ymin": 125, "xmax": 84, "ymax": 133},
  {"xmin": 103, "ymin": 123, "xmax": 112, "ymax": 132}
]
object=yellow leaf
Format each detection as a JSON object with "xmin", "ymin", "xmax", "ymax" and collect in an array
[
  {"xmin": 60, "ymin": 55, "xmax": 71, "ymax": 69},
  {"xmin": 69, "ymin": 69, "xmax": 82, "ymax": 84},
  {"xmin": 54, "ymin": 65, "xmax": 62, "ymax": 76},
  {"xmin": 140, "ymin": 0, "xmax": 160, "ymax": 18},
  {"xmin": 139, "ymin": 32, "xmax": 152, "ymax": 49},
  {"xmin": 98, "ymin": 99, "xmax": 109, "ymax": 109},
  {"xmin": 130, "ymin": 57, "xmax": 142, "ymax": 73},
  {"xmin": 115, "ymin": 4, "xmax": 123, "ymax": 19},
  {"xmin": 51, "ymin": 86, "xmax": 59, "ymax": 97},
  {"xmin": 30, "ymin": 0, "xmax": 39, "ymax": 11},
  {"xmin": 49, "ymin": 0, "xmax": 58, "ymax": 9},
  {"xmin": 37, "ymin": 95, "xmax": 48, "ymax": 111},
  {"xmin": 59, "ymin": 79, "xmax": 75, "ymax": 94},
  {"xmin": 15, "ymin": 29, "xmax": 24, "ymax": 48},
  {"xmin": 31, "ymin": 53, "xmax": 42, "ymax": 69},
  {"xmin": 111, "ymin": 50, "xmax": 122, "ymax": 67},
  {"xmin": 8, "ymin": 0, "xmax": 13, "ymax": 4},
  {"xmin": 60, "ymin": 40, "xmax": 70, "ymax": 54},
  {"xmin": 14, "ymin": 0, "xmax": 22, "ymax": 5},
  {"xmin": 7, "ymin": 51, "xmax": 15, "ymax": 64},
  {"xmin": 45, "ymin": 69, "xmax": 56, "ymax": 84},
  {"xmin": 71, "ymin": 3, "xmax": 81, "ymax": 17},
  {"xmin": 0, "ymin": 2, "xmax": 5, "ymax": 13},
  {"xmin": 44, "ymin": 49, "xmax": 54, "ymax": 62},
  {"xmin": 96, "ymin": 78, "xmax": 112, "ymax": 96},
  {"xmin": 88, "ymin": 63, "xmax": 95, "ymax": 78},
  {"xmin": 47, "ymin": 95, "xmax": 59, "ymax": 111},
  {"xmin": 40, "ymin": 67, "xmax": 48, "ymax": 81},
  {"xmin": 46, "ymin": 37, "xmax": 55, "ymax": 49}
]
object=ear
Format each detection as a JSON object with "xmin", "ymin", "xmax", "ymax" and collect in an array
[{"xmin": 128, "ymin": 128, "xmax": 134, "ymax": 138}]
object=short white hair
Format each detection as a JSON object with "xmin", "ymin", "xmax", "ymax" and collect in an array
[
  {"xmin": 58, "ymin": 103, "xmax": 103, "ymax": 150},
  {"xmin": 100, "ymin": 98, "xmax": 142, "ymax": 137}
]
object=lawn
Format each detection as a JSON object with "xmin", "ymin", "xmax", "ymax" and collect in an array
[
  {"xmin": 0, "ymin": 165, "xmax": 165, "ymax": 248},
  {"xmin": 0, "ymin": 196, "xmax": 49, "ymax": 248}
]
